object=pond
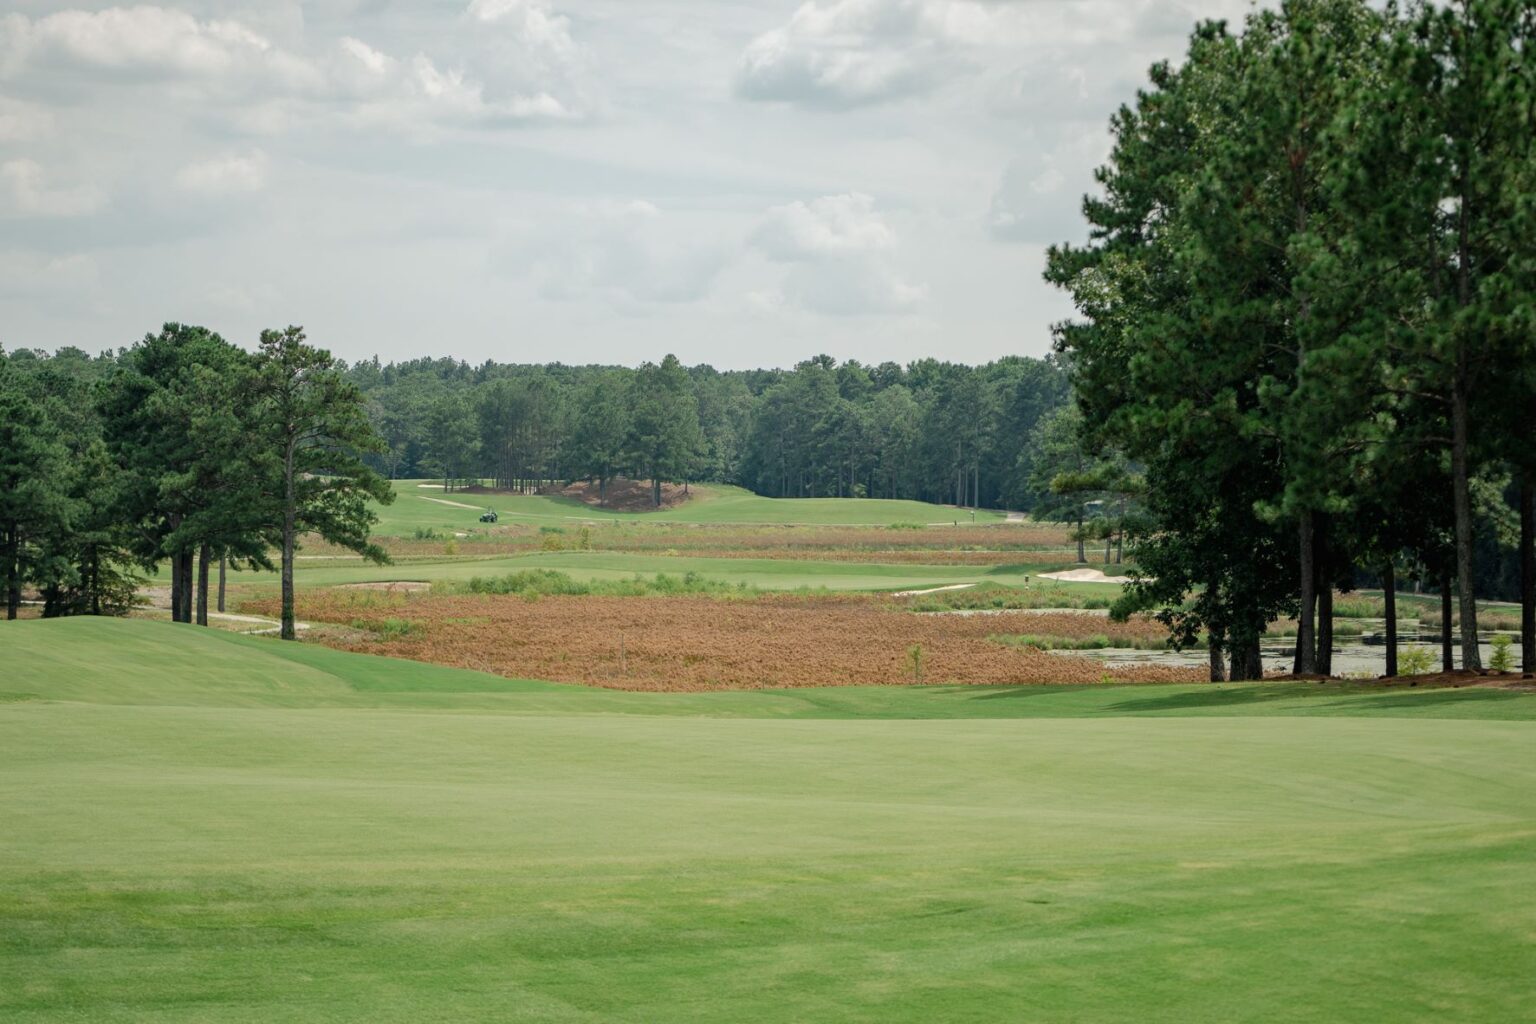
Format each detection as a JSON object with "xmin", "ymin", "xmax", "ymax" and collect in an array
[{"xmin": 1053, "ymin": 627, "xmax": 1526, "ymax": 676}]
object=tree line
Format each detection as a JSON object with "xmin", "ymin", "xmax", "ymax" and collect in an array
[
  {"xmin": 1047, "ymin": 0, "xmax": 1535, "ymax": 678},
  {"xmin": 339, "ymin": 351, "xmax": 1075, "ymax": 511},
  {"xmin": 0, "ymin": 326, "xmax": 391, "ymax": 639}
]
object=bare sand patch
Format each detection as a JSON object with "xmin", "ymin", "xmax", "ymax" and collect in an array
[
  {"xmin": 419, "ymin": 496, "xmax": 484, "ymax": 510},
  {"xmin": 1037, "ymin": 568, "xmax": 1127, "ymax": 584},
  {"xmin": 891, "ymin": 583, "xmax": 978, "ymax": 597}
]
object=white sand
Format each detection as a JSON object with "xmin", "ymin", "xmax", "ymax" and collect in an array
[{"xmin": 1036, "ymin": 568, "xmax": 1126, "ymax": 584}]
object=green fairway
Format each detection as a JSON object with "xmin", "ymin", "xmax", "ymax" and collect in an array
[
  {"xmin": 3, "ymin": 619, "xmax": 1534, "ymax": 1023},
  {"xmin": 372, "ymin": 482, "xmax": 1006, "ymax": 535},
  {"xmin": 218, "ymin": 551, "xmax": 1076, "ymax": 595}
]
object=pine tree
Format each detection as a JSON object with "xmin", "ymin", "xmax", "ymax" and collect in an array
[{"xmin": 252, "ymin": 326, "xmax": 394, "ymax": 641}]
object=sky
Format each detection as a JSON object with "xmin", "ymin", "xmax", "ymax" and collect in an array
[{"xmin": 0, "ymin": 0, "xmax": 1255, "ymax": 370}]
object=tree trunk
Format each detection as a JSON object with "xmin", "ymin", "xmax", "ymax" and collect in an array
[
  {"xmin": 218, "ymin": 553, "xmax": 227, "ymax": 614},
  {"xmin": 281, "ymin": 442, "xmax": 298, "ymax": 641},
  {"xmin": 1295, "ymin": 512, "xmax": 1317, "ymax": 675},
  {"xmin": 1244, "ymin": 636, "xmax": 1264, "ymax": 681},
  {"xmin": 179, "ymin": 550, "xmax": 194, "ymax": 624},
  {"xmin": 4, "ymin": 524, "xmax": 18, "ymax": 620},
  {"xmin": 169, "ymin": 549, "xmax": 184, "ymax": 623},
  {"xmin": 1208, "ymin": 639, "xmax": 1226, "ymax": 683},
  {"xmin": 1449, "ymin": 372, "xmax": 1481, "ymax": 668},
  {"xmin": 1522, "ymin": 470, "xmax": 1534, "ymax": 675},
  {"xmin": 1383, "ymin": 562, "xmax": 1398, "ymax": 678},
  {"xmin": 1440, "ymin": 570, "xmax": 1454, "ymax": 672},
  {"xmin": 196, "ymin": 543, "xmax": 210, "ymax": 627},
  {"xmin": 1075, "ymin": 515, "xmax": 1085, "ymax": 563},
  {"xmin": 1230, "ymin": 633, "xmax": 1263, "ymax": 681},
  {"xmin": 1317, "ymin": 585, "xmax": 1333, "ymax": 677}
]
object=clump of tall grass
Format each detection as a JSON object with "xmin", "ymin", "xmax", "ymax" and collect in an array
[
  {"xmin": 351, "ymin": 617, "xmax": 423, "ymax": 639},
  {"xmin": 443, "ymin": 569, "xmax": 754, "ymax": 600},
  {"xmin": 1420, "ymin": 612, "xmax": 1522, "ymax": 632}
]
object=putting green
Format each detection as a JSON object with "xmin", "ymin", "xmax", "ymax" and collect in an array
[{"xmin": 3, "ymin": 618, "xmax": 1533, "ymax": 1023}]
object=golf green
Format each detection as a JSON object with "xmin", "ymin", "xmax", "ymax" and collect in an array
[{"xmin": 2, "ymin": 618, "xmax": 1533, "ymax": 1023}]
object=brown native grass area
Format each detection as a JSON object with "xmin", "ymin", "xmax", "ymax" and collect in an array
[{"xmin": 245, "ymin": 590, "xmax": 1199, "ymax": 691}]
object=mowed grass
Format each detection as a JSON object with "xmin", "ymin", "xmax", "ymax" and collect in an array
[
  {"xmin": 3, "ymin": 619, "xmax": 1534, "ymax": 1024},
  {"xmin": 223, "ymin": 551, "xmax": 1065, "ymax": 594},
  {"xmin": 373, "ymin": 481, "xmax": 1007, "ymax": 535}
]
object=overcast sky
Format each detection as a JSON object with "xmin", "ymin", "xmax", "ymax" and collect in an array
[{"xmin": 0, "ymin": 0, "xmax": 1254, "ymax": 369}]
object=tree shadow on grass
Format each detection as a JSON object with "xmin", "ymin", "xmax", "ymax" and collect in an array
[
  {"xmin": 1320, "ymin": 687, "xmax": 1526, "ymax": 712},
  {"xmin": 1099, "ymin": 685, "xmax": 1314, "ymax": 713},
  {"xmin": 964, "ymin": 685, "xmax": 1099, "ymax": 701}
]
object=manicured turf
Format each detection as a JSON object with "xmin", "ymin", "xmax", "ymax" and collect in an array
[
  {"xmin": 3, "ymin": 618, "xmax": 1533, "ymax": 1023},
  {"xmin": 220, "ymin": 551, "xmax": 1078, "ymax": 594},
  {"xmin": 372, "ymin": 482, "xmax": 1007, "ymax": 535}
]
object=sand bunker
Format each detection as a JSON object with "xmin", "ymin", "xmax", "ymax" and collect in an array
[
  {"xmin": 1037, "ymin": 568, "xmax": 1127, "ymax": 584},
  {"xmin": 891, "ymin": 583, "xmax": 978, "ymax": 597},
  {"xmin": 419, "ymin": 496, "xmax": 484, "ymax": 510}
]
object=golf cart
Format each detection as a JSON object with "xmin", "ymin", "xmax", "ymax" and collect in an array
[{"xmin": 479, "ymin": 509, "xmax": 498, "ymax": 524}]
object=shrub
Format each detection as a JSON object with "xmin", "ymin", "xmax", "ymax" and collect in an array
[
  {"xmin": 453, "ymin": 569, "xmax": 753, "ymax": 600},
  {"xmin": 352, "ymin": 617, "xmax": 421, "ymax": 639},
  {"xmin": 413, "ymin": 527, "xmax": 444, "ymax": 540},
  {"xmin": 1331, "ymin": 596, "xmax": 1385, "ymax": 618},
  {"xmin": 1490, "ymin": 634, "xmax": 1514, "ymax": 673},
  {"xmin": 887, "ymin": 522, "xmax": 925, "ymax": 531},
  {"xmin": 1398, "ymin": 646, "xmax": 1434, "ymax": 675}
]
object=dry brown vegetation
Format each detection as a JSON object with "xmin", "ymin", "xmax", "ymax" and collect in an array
[{"xmin": 247, "ymin": 590, "xmax": 1201, "ymax": 691}]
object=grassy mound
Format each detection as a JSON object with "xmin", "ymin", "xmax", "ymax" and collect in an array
[{"xmin": 2, "ymin": 618, "xmax": 1533, "ymax": 1023}]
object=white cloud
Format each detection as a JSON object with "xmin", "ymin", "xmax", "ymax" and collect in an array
[
  {"xmin": 0, "ymin": 6, "xmax": 583, "ymax": 130},
  {"xmin": 0, "ymin": 249, "xmax": 100, "ymax": 303},
  {"xmin": 174, "ymin": 151, "xmax": 269, "ymax": 195},
  {"xmin": 736, "ymin": 0, "xmax": 1000, "ymax": 107},
  {"xmin": 781, "ymin": 260, "xmax": 926, "ymax": 315},
  {"xmin": 988, "ymin": 133, "xmax": 1110, "ymax": 244},
  {"xmin": 467, "ymin": 0, "xmax": 577, "ymax": 60},
  {"xmin": 0, "ymin": 6, "xmax": 317, "ymax": 88},
  {"xmin": 0, "ymin": 97, "xmax": 53, "ymax": 142},
  {"xmin": 752, "ymin": 193, "xmax": 897, "ymax": 260},
  {"xmin": 519, "ymin": 199, "xmax": 728, "ymax": 307},
  {"xmin": 339, "ymin": 36, "xmax": 390, "ymax": 78},
  {"xmin": 750, "ymin": 193, "xmax": 923, "ymax": 315},
  {"xmin": 0, "ymin": 160, "xmax": 105, "ymax": 217}
]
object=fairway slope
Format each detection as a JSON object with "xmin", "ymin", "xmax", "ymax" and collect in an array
[
  {"xmin": 5, "ymin": 617, "xmax": 1534, "ymax": 720},
  {"xmin": 2, "ymin": 618, "xmax": 1534, "ymax": 1022}
]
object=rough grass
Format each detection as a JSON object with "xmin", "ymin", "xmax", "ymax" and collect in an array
[
  {"xmin": 446, "ymin": 568, "xmax": 756, "ymax": 599},
  {"xmin": 242, "ymin": 590, "xmax": 1202, "ymax": 690},
  {"xmin": 1, "ymin": 617, "xmax": 1533, "ymax": 1024}
]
